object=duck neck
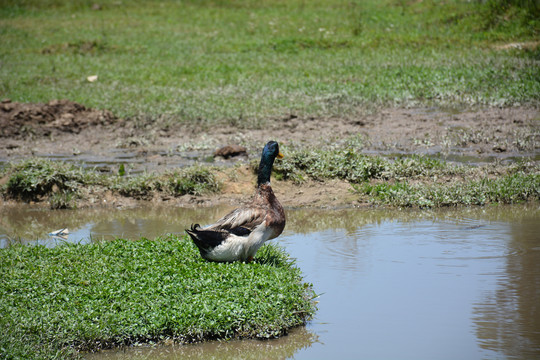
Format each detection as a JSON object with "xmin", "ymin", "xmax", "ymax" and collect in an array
[{"xmin": 257, "ymin": 154, "xmax": 275, "ymax": 186}]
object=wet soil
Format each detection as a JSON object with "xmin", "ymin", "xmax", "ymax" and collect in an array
[
  {"xmin": 0, "ymin": 99, "xmax": 117, "ymax": 138},
  {"xmin": 0, "ymin": 99, "xmax": 538, "ymax": 208}
]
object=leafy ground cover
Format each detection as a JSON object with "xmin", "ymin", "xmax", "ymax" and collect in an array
[
  {"xmin": 1, "ymin": 0, "xmax": 538, "ymax": 127},
  {"xmin": 2, "ymin": 148, "xmax": 538, "ymax": 209},
  {"xmin": 1, "ymin": 158, "xmax": 221, "ymax": 208},
  {"xmin": 270, "ymin": 144, "xmax": 540, "ymax": 207},
  {"xmin": 0, "ymin": 237, "xmax": 316, "ymax": 359},
  {"xmin": 359, "ymin": 172, "xmax": 540, "ymax": 207}
]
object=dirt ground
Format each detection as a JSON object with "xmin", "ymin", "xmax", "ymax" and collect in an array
[{"xmin": 0, "ymin": 99, "xmax": 538, "ymax": 208}]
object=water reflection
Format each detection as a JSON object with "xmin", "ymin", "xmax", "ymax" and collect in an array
[
  {"xmin": 280, "ymin": 205, "xmax": 540, "ymax": 359},
  {"xmin": 0, "ymin": 205, "xmax": 235, "ymax": 248},
  {"xmin": 473, "ymin": 217, "xmax": 540, "ymax": 358},
  {"xmin": 1, "ymin": 204, "xmax": 540, "ymax": 359},
  {"xmin": 86, "ymin": 327, "xmax": 317, "ymax": 360}
]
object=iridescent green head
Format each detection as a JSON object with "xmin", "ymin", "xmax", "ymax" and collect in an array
[{"xmin": 257, "ymin": 141, "xmax": 284, "ymax": 185}]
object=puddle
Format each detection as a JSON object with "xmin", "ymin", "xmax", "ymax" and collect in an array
[
  {"xmin": 1, "ymin": 204, "xmax": 540, "ymax": 359},
  {"xmin": 0, "ymin": 204, "xmax": 236, "ymax": 248},
  {"xmin": 0, "ymin": 147, "xmax": 234, "ymax": 175}
]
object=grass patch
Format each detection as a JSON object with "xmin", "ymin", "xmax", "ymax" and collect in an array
[
  {"xmin": 358, "ymin": 173, "xmax": 540, "ymax": 208},
  {"xmin": 0, "ymin": 236, "xmax": 316, "ymax": 359},
  {"xmin": 269, "ymin": 146, "xmax": 456, "ymax": 184},
  {"xmin": 0, "ymin": 0, "xmax": 538, "ymax": 127},
  {"xmin": 111, "ymin": 166, "xmax": 221, "ymax": 199},
  {"xmin": 2, "ymin": 158, "xmax": 100, "ymax": 209},
  {"xmin": 2, "ymin": 151, "xmax": 538, "ymax": 209},
  {"xmin": 1, "ymin": 159, "xmax": 221, "ymax": 207},
  {"xmin": 264, "ymin": 144, "xmax": 539, "ymax": 207}
]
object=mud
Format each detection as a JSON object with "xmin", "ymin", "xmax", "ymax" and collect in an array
[
  {"xmin": 0, "ymin": 100, "xmax": 538, "ymax": 208},
  {"xmin": 0, "ymin": 99, "xmax": 117, "ymax": 139}
]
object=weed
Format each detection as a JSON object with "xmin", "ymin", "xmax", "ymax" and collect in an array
[
  {"xmin": 268, "ymin": 146, "xmax": 455, "ymax": 184},
  {"xmin": 49, "ymin": 189, "xmax": 77, "ymax": 209},
  {"xmin": 165, "ymin": 166, "xmax": 221, "ymax": 196},
  {"xmin": 112, "ymin": 172, "xmax": 158, "ymax": 198},
  {"xmin": 1, "ymin": 159, "xmax": 222, "ymax": 203},
  {"xmin": 2, "ymin": 153, "xmax": 538, "ymax": 209},
  {"xmin": 359, "ymin": 173, "xmax": 540, "ymax": 208},
  {"xmin": 110, "ymin": 166, "xmax": 222, "ymax": 198},
  {"xmin": 3, "ymin": 158, "xmax": 98, "ymax": 207}
]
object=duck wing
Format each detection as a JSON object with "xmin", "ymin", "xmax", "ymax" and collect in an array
[{"xmin": 206, "ymin": 206, "xmax": 267, "ymax": 233}]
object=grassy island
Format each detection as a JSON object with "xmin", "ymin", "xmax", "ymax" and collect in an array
[{"xmin": 0, "ymin": 237, "xmax": 316, "ymax": 359}]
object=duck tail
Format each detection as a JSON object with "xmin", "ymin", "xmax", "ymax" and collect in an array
[
  {"xmin": 185, "ymin": 224, "xmax": 201, "ymax": 240},
  {"xmin": 186, "ymin": 223, "xmax": 206, "ymax": 255},
  {"xmin": 185, "ymin": 223, "xmax": 228, "ymax": 255}
]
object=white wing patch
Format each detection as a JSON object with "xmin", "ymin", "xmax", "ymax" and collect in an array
[{"xmin": 204, "ymin": 222, "xmax": 273, "ymax": 262}]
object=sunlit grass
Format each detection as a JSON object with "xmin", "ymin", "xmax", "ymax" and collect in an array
[
  {"xmin": 2, "ymin": 150, "xmax": 539, "ymax": 209},
  {"xmin": 358, "ymin": 173, "xmax": 540, "ymax": 207},
  {"xmin": 0, "ymin": 236, "xmax": 316, "ymax": 359},
  {"xmin": 1, "ymin": 158, "xmax": 221, "ymax": 208},
  {"xmin": 1, "ymin": 0, "xmax": 538, "ymax": 127}
]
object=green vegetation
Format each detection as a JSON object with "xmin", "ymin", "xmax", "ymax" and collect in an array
[
  {"xmin": 113, "ymin": 166, "xmax": 221, "ymax": 198},
  {"xmin": 359, "ymin": 173, "xmax": 540, "ymax": 208},
  {"xmin": 484, "ymin": 0, "xmax": 540, "ymax": 30},
  {"xmin": 0, "ymin": 236, "xmax": 316, "ymax": 359},
  {"xmin": 271, "ymin": 146, "xmax": 453, "ymax": 184},
  {"xmin": 265, "ymin": 143, "xmax": 539, "ymax": 207},
  {"xmin": 3, "ymin": 158, "xmax": 100, "ymax": 206},
  {"xmin": 1, "ymin": 158, "xmax": 221, "ymax": 208},
  {"xmin": 1, "ymin": 0, "xmax": 538, "ymax": 127},
  {"xmin": 2, "ymin": 149, "xmax": 539, "ymax": 209}
]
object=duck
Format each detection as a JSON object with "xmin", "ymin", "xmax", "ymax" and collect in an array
[{"xmin": 186, "ymin": 141, "xmax": 286, "ymax": 262}]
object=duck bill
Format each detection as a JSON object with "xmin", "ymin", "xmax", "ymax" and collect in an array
[{"xmin": 277, "ymin": 151, "xmax": 284, "ymax": 159}]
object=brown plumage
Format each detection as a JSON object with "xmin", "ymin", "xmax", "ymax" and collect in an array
[{"xmin": 186, "ymin": 141, "xmax": 285, "ymax": 262}]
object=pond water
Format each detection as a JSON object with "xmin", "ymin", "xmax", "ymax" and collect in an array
[{"xmin": 1, "ymin": 204, "xmax": 539, "ymax": 359}]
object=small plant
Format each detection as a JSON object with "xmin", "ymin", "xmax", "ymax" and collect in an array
[
  {"xmin": 113, "ymin": 172, "xmax": 158, "ymax": 198},
  {"xmin": 166, "ymin": 166, "xmax": 221, "ymax": 196},
  {"xmin": 49, "ymin": 190, "xmax": 77, "ymax": 209},
  {"xmin": 358, "ymin": 173, "xmax": 540, "ymax": 208},
  {"xmin": 4, "ymin": 159, "xmax": 86, "ymax": 201}
]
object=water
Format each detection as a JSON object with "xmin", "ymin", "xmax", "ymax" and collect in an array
[
  {"xmin": 1, "ymin": 204, "xmax": 539, "ymax": 359},
  {"xmin": 0, "ymin": 148, "xmax": 240, "ymax": 175}
]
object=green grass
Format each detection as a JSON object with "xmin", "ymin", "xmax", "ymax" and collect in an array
[
  {"xmin": 3, "ymin": 158, "xmax": 99, "ymax": 200},
  {"xmin": 112, "ymin": 165, "xmax": 222, "ymax": 199},
  {"xmin": 359, "ymin": 172, "xmax": 540, "ymax": 207},
  {"xmin": 1, "ymin": 0, "xmax": 538, "ymax": 127},
  {"xmin": 265, "ymin": 144, "xmax": 540, "ymax": 207},
  {"xmin": 0, "ymin": 236, "xmax": 316, "ymax": 359},
  {"xmin": 269, "ymin": 145, "xmax": 457, "ymax": 184},
  {"xmin": 1, "ymin": 158, "xmax": 221, "ymax": 208},
  {"xmin": 2, "ymin": 150, "xmax": 539, "ymax": 209}
]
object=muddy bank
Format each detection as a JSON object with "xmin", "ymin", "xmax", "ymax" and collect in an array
[
  {"xmin": 0, "ymin": 100, "xmax": 538, "ymax": 208},
  {"xmin": 1, "ymin": 100, "xmax": 537, "ymax": 162},
  {"xmin": 0, "ymin": 164, "xmax": 359, "ymax": 209}
]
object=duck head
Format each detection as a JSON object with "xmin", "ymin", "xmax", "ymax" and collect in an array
[{"xmin": 257, "ymin": 141, "xmax": 284, "ymax": 186}]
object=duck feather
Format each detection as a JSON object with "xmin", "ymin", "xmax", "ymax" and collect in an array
[{"xmin": 186, "ymin": 141, "xmax": 285, "ymax": 262}]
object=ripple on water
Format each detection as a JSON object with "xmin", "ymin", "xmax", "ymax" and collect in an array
[{"xmin": 1, "ymin": 204, "xmax": 539, "ymax": 359}]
